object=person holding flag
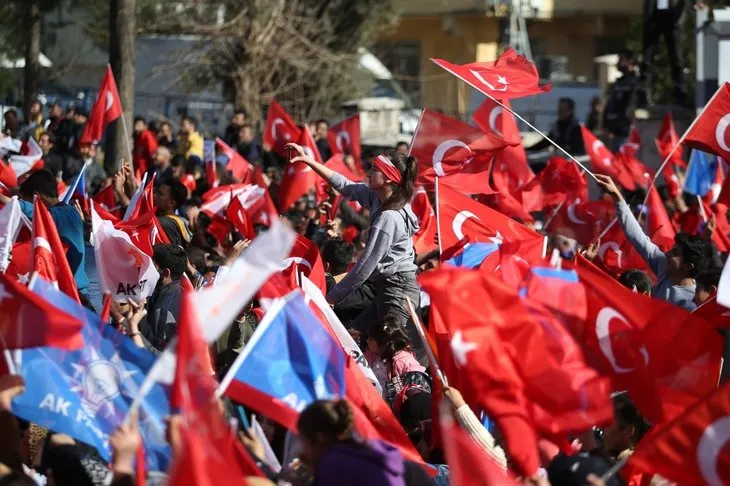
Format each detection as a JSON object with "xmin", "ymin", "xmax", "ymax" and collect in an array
[{"xmin": 284, "ymin": 143, "xmax": 421, "ymax": 338}]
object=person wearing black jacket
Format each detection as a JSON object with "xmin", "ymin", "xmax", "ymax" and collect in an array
[
  {"xmin": 603, "ymin": 50, "xmax": 640, "ymax": 148},
  {"xmin": 527, "ymin": 98, "xmax": 584, "ymax": 156}
]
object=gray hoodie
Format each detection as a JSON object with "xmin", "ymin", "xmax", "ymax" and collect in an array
[
  {"xmin": 327, "ymin": 173, "xmax": 419, "ymax": 304},
  {"xmin": 615, "ymin": 200, "xmax": 696, "ymax": 310}
]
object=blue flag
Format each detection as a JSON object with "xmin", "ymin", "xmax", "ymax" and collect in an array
[
  {"xmin": 445, "ymin": 242, "xmax": 499, "ymax": 269},
  {"xmin": 220, "ymin": 292, "xmax": 346, "ymax": 429},
  {"xmin": 12, "ymin": 277, "xmax": 171, "ymax": 471},
  {"xmin": 684, "ymin": 149, "xmax": 718, "ymax": 196},
  {"xmin": 61, "ymin": 165, "xmax": 87, "ymax": 204}
]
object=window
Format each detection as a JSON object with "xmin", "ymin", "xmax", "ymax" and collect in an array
[{"xmin": 373, "ymin": 41, "xmax": 421, "ymax": 106}]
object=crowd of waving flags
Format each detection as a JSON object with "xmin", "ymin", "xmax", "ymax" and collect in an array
[{"xmin": 2, "ymin": 46, "xmax": 730, "ymax": 485}]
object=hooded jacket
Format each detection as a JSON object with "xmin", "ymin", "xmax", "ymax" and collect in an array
[
  {"xmin": 313, "ymin": 440, "xmax": 406, "ymax": 486},
  {"xmin": 327, "ymin": 173, "xmax": 419, "ymax": 304}
]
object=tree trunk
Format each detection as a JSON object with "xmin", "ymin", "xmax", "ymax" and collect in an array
[
  {"xmin": 105, "ymin": 0, "xmax": 136, "ymax": 174},
  {"xmin": 23, "ymin": 1, "xmax": 42, "ymax": 124}
]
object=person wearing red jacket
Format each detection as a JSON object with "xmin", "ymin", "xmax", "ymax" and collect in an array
[{"xmin": 133, "ymin": 116, "xmax": 158, "ymax": 182}]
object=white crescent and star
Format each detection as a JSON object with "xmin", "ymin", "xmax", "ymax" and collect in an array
[
  {"xmin": 469, "ymin": 71, "xmax": 509, "ymax": 92},
  {"xmin": 279, "ymin": 257, "xmax": 313, "ymax": 272},
  {"xmin": 105, "ymin": 91, "xmax": 114, "ymax": 112},
  {"xmin": 715, "ymin": 113, "xmax": 730, "ymax": 153},
  {"xmin": 336, "ymin": 131, "xmax": 350, "ymax": 152},
  {"xmin": 452, "ymin": 210, "xmax": 479, "ymax": 241},
  {"xmin": 488, "ymin": 107, "xmax": 504, "ymax": 137},
  {"xmin": 566, "ymin": 199, "xmax": 587, "ymax": 225},
  {"xmin": 33, "ymin": 236, "xmax": 52, "ymax": 253},
  {"xmin": 595, "ymin": 307, "xmax": 649, "ymax": 374},
  {"xmin": 432, "ymin": 140, "xmax": 472, "ymax": 177},
  {"xmin": 697, "ymin": 416, "xmax": 730, "ymax": 486},
  {"xmin": 451, "ymin": 330, "xmax": 477, "ymax": 367},
  {"xmin": 591, "ymin": 140, "xmax": 612, "ymax": 166},
  {"xmin": 271, "ymin": 118, "xmax": 285, "ymax": 140}
]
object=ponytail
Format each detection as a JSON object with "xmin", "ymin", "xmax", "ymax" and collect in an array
[
  {"xmin": 380, "ymin": 151, "xmax": 419, "ymax": 211},
  {"xmin": 297, "ymin": 399, "xmax": 355, "ymax": 445}
]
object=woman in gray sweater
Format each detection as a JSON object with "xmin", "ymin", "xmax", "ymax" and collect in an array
[{"xmin": 286, "ymin": 143, "xmax": 421, "ymax": 334}]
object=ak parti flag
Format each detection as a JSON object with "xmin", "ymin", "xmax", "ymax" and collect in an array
[
  {"xmin": 685, "ymin": 82, "xmax": 730, "ymax": 162},
  {"xmin": 79, "ymin": 65, "xmax": 123, "ymax": 146},
  {"xmin": 32, "ymin": 198, "xmax": 80, "ymax": 302},
  {"xmin": 328, "ymin": 114, "xmax": 361, "ymax": 161},
  {"xmin": 263, "ymin": 99, "xmax": 301, "ymax": 158},
  {"xmin": 432, "ymin": 48, "xmax": 552, "ymax": 100}
]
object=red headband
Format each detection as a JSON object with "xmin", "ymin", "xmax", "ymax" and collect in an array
[{"xmin": 373, "ymin": 154, "xmax": 402, "ymax": 183}]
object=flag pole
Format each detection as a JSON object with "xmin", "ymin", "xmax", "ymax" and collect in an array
[
  {"xmin": 482, "ymin": 94, "xmax": 598, "ymax": 180},
  {"xmin": 434, "ymin": 177, "xmax": 443, "ymax": 256},
  {"xmin": 405, "ymin": 296, "xmax": 448, "ymax": 387},
  {"xmin": 541, "ymin": 199, "xmax": 566, "ymax": 231},
  {"xmin": 120, "ymin": 113, "xmax": 134, "ymax": 166},
  {"xmin": 599, "ymin": 454, "xmax": 629, "ymax": 482}
]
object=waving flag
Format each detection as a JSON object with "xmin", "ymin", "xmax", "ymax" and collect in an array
[
  {"xmin": 520, "ymin": 156, "xmax": 587, "ymax": 213},
  {"xmin": 79, "ymin": 65, "xmax": 123, "ymax": 146},
  {"xmin": 432, "ymin": 48, "xmax": 551, "ymax": 100},
  {"xmin": 12, "ymin": 277, "xmax": 171, "ymax": 471},
  {"xmin": 656, "ymin": 111, "xmax": 687, "ymax": 168},
  {"xmin": 581, "ymin": 125, "xmax": 635, "ymax": 190},
  {"xmin": 280, "ymin": 234, "xmax": 327, "ymax": 294},
  {"xmin": 411, "ymin": 109, "xmax": 512, "ymax": 194},
  {"xmin": 60, "ymin": 161, "xmax": 90, "ymax": 213},
  {"xmin": 277, "ymin": 129, "xmax": 319, "ymax": 211},
  {"xmin": 219, "ymin": 293, "xmax": 347, "ymax": 428},
  {"xmin": 546, "ymin": 198, "xmax": 616, "ymax": 246},
  {"xmin": 10, "ymin": 138, "xmax": 44, "ymax": 180},
  {"xmin": 226, "ymin": 193, "xmax": 256, "ymax": 240},
  {"xmin": 215, "ymin": 137, "xmax": 252, "ymax": 183},
  {"xmin": 0, "ymin": 197, "xmax": 22, "ymax": 272},
  {"xmin": 684, "ymin": 82, "xmax": 730, "ymax": 162},
  {"xmin": 411, "ymin": 186, "xmax": 438, "ymax": 255},
  {"xmin": 684, "ymin": 149, "xmax": 719, "ymax": 197},
  {"xmin": 328, "ymin": 114, "xmax": 361, "ymax": 161},
  {"xmin": 645, "ymin": 185, "xmax": 676, "ymax": 251},
  {"xmin": 619, "ymin": 126, "xmax": 642, "ymax": 158},
  {"xmin": 263, "ymin": 99, "xmax": 301, "ymax": 158}
]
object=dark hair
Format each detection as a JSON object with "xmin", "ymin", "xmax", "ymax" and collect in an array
[
  {"xmin": 240, "ymin": 123, "xmax": 253, "ymax": 132},
  {"xmin": 368, "ymin": 317, "xmax": 413, "ymax": 364},
  {"xmin": 182, "ymin": 115, "xmax": 197, "ymax": 128},
  {"xmin": 134, "ymin": 116, "xmax": 146, "ymax": 124},
  {"xmin": 152, "ymin": 244, "xmax": 187, "ymax": 280},
  {"xmin": 4, "ymin": 109, "xmax": 17, "ymax": 119},
  {"xmin": 558, "ymin": 97, "xmax": 575, "ymax": 112},
  {"xmin": 234, "ymin": 109, "xmax": 247, "ymax": 118},
  {"xmin": 321, "ymin": 238, "xmax": 354, "ymax": 275},
  {"xmin": 396, "ymin": 141, "xmax": 409, "ymax": 150},
  {"xmin": 619, "ymin": 48, "xmax": 636, "ymax": 62},
  {"xmin": 613, "ymin": 393, "xmax": 649, "ymax": 444},
  {"xmin": 315, "ymin": 119, "xmax": 328, "ymax": 127},
  {"xmin": 379, "ymin": 150, "xmax": 418, "ymax": 212},
  {"xmin": 618, "ymin": 269, "xmax": 653, "ymax": 294},
  {"xmin": 19, "ymin": 169, "xmax": 58, "ymax": 199},
  {"xmin": 40, "ymin": 132, "xmax": 55, "ymax": 144},
  {"xmin": 695, "ymin": 268, "xmax": 722, "ymax": 292},
  {"xmin": 163, "ymin": 180, "xmax": 188, "ymax": 208},
  {"xmin": 674, "ymin": 233, "xmax": 715, "ymax": 277},
  {"xmin": 297, "ymin": 400, "xmax": 355, "ymax": 444},
  {"xmin": 170, "ymin": 154, "xmax": 187, "ymax": 168}
]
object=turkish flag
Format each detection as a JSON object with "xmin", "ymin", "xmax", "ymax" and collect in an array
[
  {"xmin": 328, "ymin": 114, "xmax": 361, "ymax": 161},
  {"xmin": 281, "ymin": 235, "xmax": 327, "ymax": 295},
  {"xmin": 618, "ymin": 126, "xmax": 642, "ymax": 158},
  {"xmin": 575, "ymin": 255, "xmax": 723, "ymax": 424},
  {"xmin": 581, "ymin": 125, "xmax": 636, "ymax": 190},
  {"xmin": 614, "ymin": 150, "xmax": 653, "ymax": 190},
  {"xmin": 656, "ymin": 111, "xmax": 687, "ymax": 168},
  {"xmin": 277, "ymin": 129, "xmax": 319, "ymax": 211},
  {"xmin": 115, "ymin": 212, "xmax": 158, "ymax": 257},
  {"xmin": 685, "ymin": 82, "xmax": 730, "ymax": 162},
  {"xmin": 169, "ymin": 289, "xmax": 263, "ymax": 485},
  {"xmin": 215, "ymin": 138, "xmax": 251, "ymax": 183},
  {"xmin": 32, "ymin": 198, "xmax": 80, "ymax": 303},
  {"xmin": 262, "ymin": 99, "xmax": 301, "ymax": 158},
  {"xmin": 432, "ymin": 48, "xmax": 552, "ymax": 100},
  {"xmin": 437, "ymin": 182, "xmax": 543, "ymax": 259},
  {"xmin": 693, "ymin": 293, "xmax": 730, "ymax": 330},
  {"xmin": 226, "ymin": 193, "xmax": 256, "ymax": 240},
  {"xmin": 92, "ymin": 184, "xmax": 119, "ymax": 214},
  {"xmin": 546, "ymin": 198, "xmax": 616, "ymax": 246},
  {"xmin": 411, "ymin": 187, "xmax": 438, "ymax": 255},
  {"xmin": 592, "ymin": 220, "xmax": 653, "ymax": 279},
  {"xmin": 0, "ymin": 162, "xmax": 18, "ymax": 189},
  {"xmin": 645, "ymin": 185, "xmax": 676, "ymax": 251},
  {"xmin": 629, "ymin": 379, "xmax": 730, "ymax": 486},
  {"xmin": 520, "ymin": 156, "xmax": 588, "ymax": 213},
  {"xmin": 410, "ymin": 109, "xmax": 512, "ymax": 194},
  {"xmin": 79, "ymin": 65, "xmax": 123, "ymax": 146},
  {"xmin": 0, "ymin": 272, "xmax": 84, "ymax": 350}
]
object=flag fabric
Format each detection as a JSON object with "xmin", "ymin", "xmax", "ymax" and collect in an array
[
  {"xmin": 328, "ymin": 114, "xmax": 361, "ymax": 161},
  {"xmin": 614, "ymin": 150, "xmax": 653, "ymax": 190},
  {"xmin": 0, "ymin": 160, "xmax": 18, "ymax": 189},
  {"xmin": 545, "ymin": 198, "xmax": 616, "ymax": 246},
  {"xmin": 280, "ymin": 234, "xmax": 327, "ymax": 295},
  {"xmin": 226, "ymin": 193, "xmax": 256, "ymax": 240},
  {"xmin": 581, "ymin": 125, "xmax": 635, "ymax": 190},
  {"xmin": 684, "ymin": 149, "xmax": 719, "ymax": 197},
  {"xmin": 12, "ymin": 277, "xmax": 171, "ymax": 470},
  {"xmin": 411, "ymin": 187, "xmax": 438, "ymax": 255},
  {"xmin": 619, "ymin": 126, "xmax": 642, "ymax": 158},
  {"xmin": 629, "ymin": 379, "xmax": 730, "ymax": 486},
  {"xmin": 263, "ymin": 99, "xmax": 301, "ymax": 158},
  {"xmin": 410, "ymin": 109, "xmax": 512, "ymax": 194},
  {"xmin": 60, "ymin": 161, "xmax": 90, "ymax": 212},
  {"xmin": 0, "ymin": 272, "xmax": 83, "ymax": 350},
  {"xmin": 79, "ymin": 65, "xmax": 123, "ymax": 146},
  {"xmin": 445, "ymin": 242, "xmax": 500, "ymax": 269},
  {"xmin": 520, "ymin": 156, "xmax": 588, "ymax": 213},
  {"xmin": 645, "ymin": 185, "xmax": 676, "ymax": 252},
  {"xmin": 592, "ymin": 219, "xmax": 654, "ymax": 279},
  {"xmin": 656, "ymin": 111, "xmax": 687, "ymax": 168},
  {"xmin": 277, "ymin": 129, "xmax": 319, "ymax": 211},
  {"xmin": 693, "ymin": 293, "xmax": 730, "ymax": 330},
  {"xmin": 215, "ymin": 137, "xmax": 252, "ymax": 183},
  {"xmin": 90, "ymin": 202, "xmax": 160, "ymax": 304},
  {"xmin": 32, "ymin": 198, "xmax": 80, "ymax": 302},
  {"xmin": 684, "ymin": 82, "xmax": 730, "ymax": 162},
  {"xmin": 92, "ymin": 184, "xmax": 118, "ymax": 213},
  {"xmin": 168, "ymin": 287, "xmax": 258, "ymax": 485},
  {"xmin": 432, "ymin": 48, "xmax": 552, "ymax": 100},
  {"xmin": 9, "ymin": 137, "xmax": 43, "ymax": 180},
  {"xmin": 0, "ymin": 197, "xmax": 22, "ymax": 272}
]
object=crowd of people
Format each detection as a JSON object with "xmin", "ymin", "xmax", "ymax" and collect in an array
[{"xmin": 0, "ymin": 44, "xmax": 727, "ymax": 486}]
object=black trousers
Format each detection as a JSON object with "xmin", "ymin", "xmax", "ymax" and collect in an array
[{"xmin": 641, "ymin": 10, "xmax": 688, "ymax": 102}]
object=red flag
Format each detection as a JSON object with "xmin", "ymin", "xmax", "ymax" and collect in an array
[
  {"xmin": 575, "ymin": 255, "xmax": 723, "ymax": 423},
  {"xmin": 592, "ymin": 220, "xmax": 653, "ymax": 278},
  {"xmin": 546, "ymin": 198, "xmax": 616, "ymax": 246},
  {"xmin": 614, "ymin": 150, "xmax": 653, "ymax": 190},
  {"xmin": 328, "ymin": 114, "xmax": 361, "ymax": 161},
  {"xmin": 0, "ymin": 162, "xmax": 18, "ymax": 190},
  {"xmin": 432, "ymin": 48, "xmax": 552, "ymax": 100},
  {"xmin": 168, "ymin": 289, "xmax": 262, "ymax": 485},
  {"xmin": 440, "ymin": 406, "xmax": 516, "ymax": 486},
  {"xmin": 645, "ymin": 185, "xmax": 676, "ymax": 251},
  {"xmin": 473, "ymin": 97, "xmax": 522, "ymax": 145},
  {"xmin": 411, "ymin": 187, "xmax": 438, "ymax": 255},
  {"xmin": 92, "ymin": 184, "xmax": 118, "ymax": 213},
  {"xmin": 0, "ymin": 272, "xmax": 84, "ymax": 350},
  {"xmin": 116, "ymin": 212, "xmax": 160, "ymax": 257},
  {"xmin": 619, "ymin": 126, "xmax": 642, "ymax": 158},
  {"xmin": 685, "ymin": 82, "xmax": 730, "ymax": 161},
  {"xmin": 437, "ymin": 183, "xmax": 544, "ymax": 259},
  {"xmin": 581, "ymin": 125, "xmax": 636, "ymax": 190},
  {"xmin": 410, "ymin": 109, "xmax": 512, "ymax": 194},
  {"xmin": 215, "ymin": 138, "xmax": 252, "ymax": 183},
  {"xmin": 262, "ymin": 99, "xmax": 301, "ymax": 158},
  {"xmin": 281, "ymin": 235, "xmax": 327, "ymax": 294},
  {"xmin": 656, "ymin": 112, "xmax": 687, "ymax": 168},
  {"xmin": 79, "ymin": 65, "xmax": 123, "ymax": 146},
  {"xmin": 693, "ymin": 293, "xmax": 730, "ymax": 330},
  {"xmin": 520, "ymin": 156, "xmax": 587, "ymax": 213},
  {"xmin": 629, "ymin": 379, "xmax": 730, "ymax": 486},
  {"xmin": 32, "ymin": 198, "xmax": 80, "ymax": 302},
  {"xmin": 226, "ymin": 193, "xmax": 256, "ymax": 240},
  {"xmin": 277, "ymin": 129, "xmax": 319, "ymax": 211}
]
